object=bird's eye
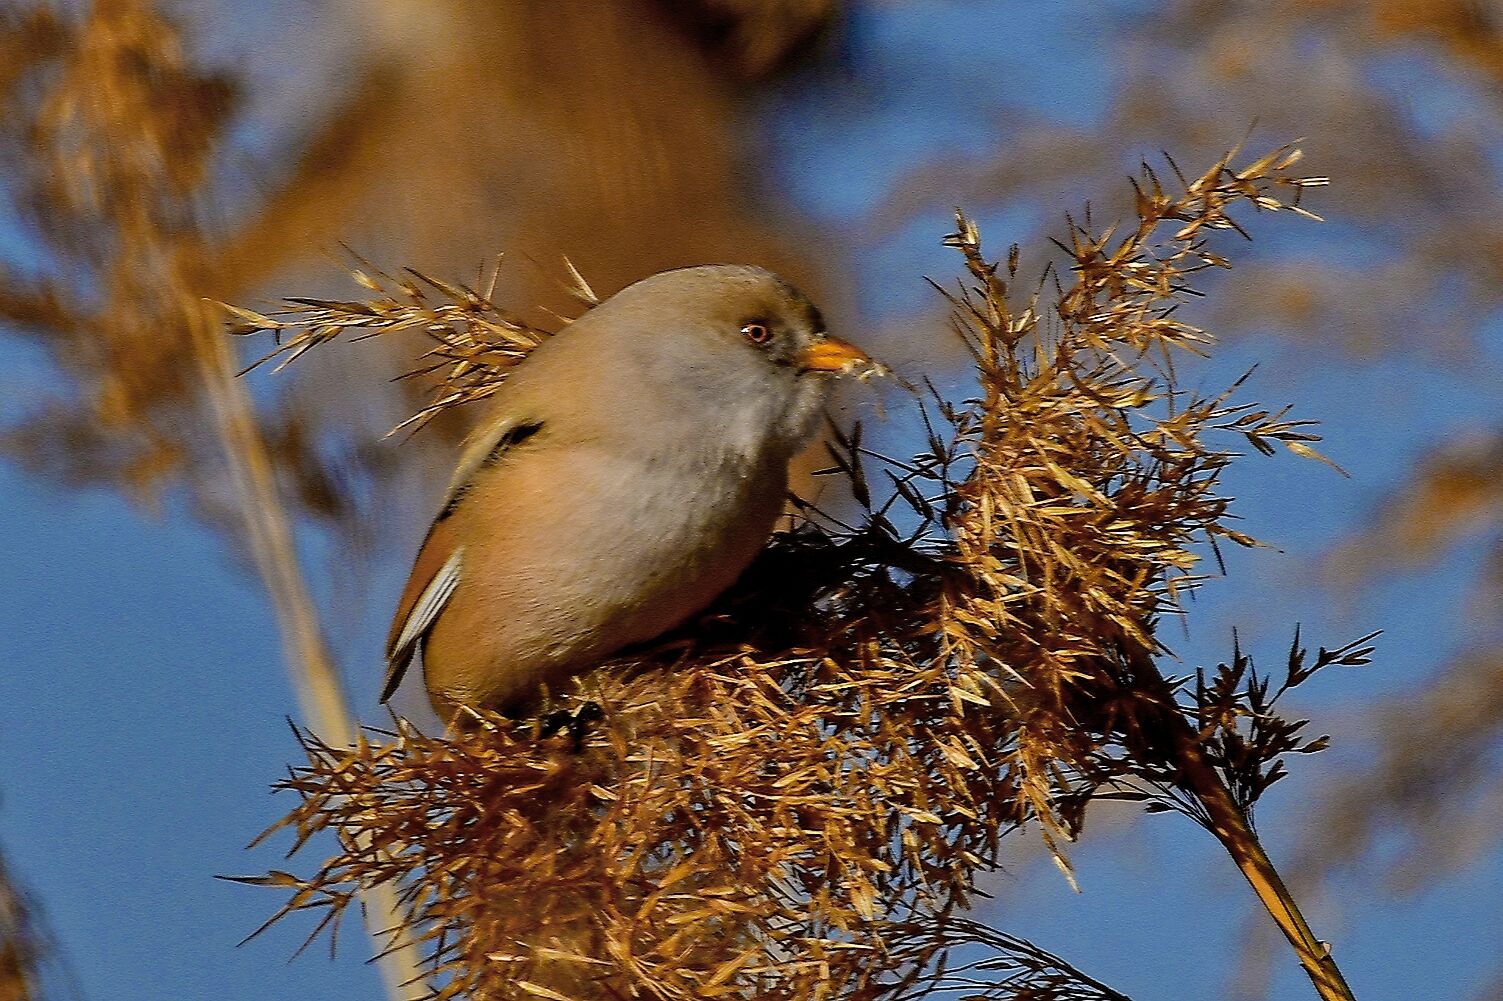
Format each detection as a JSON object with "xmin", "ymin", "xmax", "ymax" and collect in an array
[{"xmin": 741, "ymin": 322, "xmax": 773, "ymax": 346}]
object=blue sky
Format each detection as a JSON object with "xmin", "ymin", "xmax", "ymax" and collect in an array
[{"xmin": 2, "ymin": 3, "xmax": 1498, "ymax": 1000}]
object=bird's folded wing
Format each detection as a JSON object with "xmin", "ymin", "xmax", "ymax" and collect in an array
[
  {"xmin": 381, "ymin": 517, "xmax": 463, "ymax": 704},
  {"xmin": 380, "ymin": 412, "xmax": 545, "ymax": 705}
]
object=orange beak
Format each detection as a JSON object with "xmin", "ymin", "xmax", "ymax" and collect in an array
[{"xmin": 797, "ymin": 335, "xmax": 875, "ymax": 375}]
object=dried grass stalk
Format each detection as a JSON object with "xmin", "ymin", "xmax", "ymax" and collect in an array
[
  {"xmin": 235, "ymin": 144, "xmax": 1359, "ymax": 1000},
  {"xmin": 0, "ymin": 3, "xmax": 425, "ymax": 996},
  {"xmin": 225, "ymin": 253, "xmax": 567, "ymax": 436}
]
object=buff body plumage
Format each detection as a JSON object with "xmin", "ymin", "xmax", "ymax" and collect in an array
[{"xmin": 383, "ymin": 265, "xmax": 873, "ymax": 724}]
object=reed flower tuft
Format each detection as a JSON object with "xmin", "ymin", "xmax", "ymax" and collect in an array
[{"xmin": 235, "ymin": 144, "xmax": 1361, "ymax": 1001}]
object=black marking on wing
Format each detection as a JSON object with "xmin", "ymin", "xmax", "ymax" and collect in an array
[
  {"xmin": 437, "ymin": 483, "xmax": 470, "ymax": 521},
  {"xmin": 435, "ymin": 420, "xmax": 544, "ymax": 523},
  {"xmin": 481, "ymin": 421, "xmax": 544, "ymax": 469}
]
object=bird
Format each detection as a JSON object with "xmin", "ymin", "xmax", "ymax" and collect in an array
[{"xmin": 381, "ymin": 264, "xmax": 878, "ymax": 726}]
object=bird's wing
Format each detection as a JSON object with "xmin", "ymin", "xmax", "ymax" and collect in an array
[
  {"xmin": 381, "ymin": 519, "xmax": 463, "ymax": 703},
  {"xmin": 380, "ymin": 413, "xmax": 545, "ymax": 705},
  {"xmin": 445, "ymin": 413, "xmax": 546, "ymax": 503}
]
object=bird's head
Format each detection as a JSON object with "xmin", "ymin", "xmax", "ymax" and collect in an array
[{"xmin": 598, "ymin": 264, "xmax": 884, "ymax": 452}]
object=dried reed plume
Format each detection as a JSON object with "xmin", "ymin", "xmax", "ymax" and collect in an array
[{"xmin": 236, "ymin": 144, "xmax": 1363, "ymax": 1000}]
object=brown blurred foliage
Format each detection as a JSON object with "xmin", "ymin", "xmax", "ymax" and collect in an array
[
  {"xmin": 1290, "ymin": 0, "xmax": 1503, "ymax": 872},
  {"xmin": 0, "ymin": 855, "xmax": 46, "ymax": 1001},
  {"xmin": 887, "ymin": 0, "xmax": 1503, "ymax": 359},
  {"xmin": 1321, "ymin": 437, "xmax": 1503, "ymax": 884},
  {"xmin": 1, "ymin": 0, "xmax": 843, "ymax": 540},
  {"xmin": 0, "ymin": 0, "xmax": 236, "ymax": 501}
]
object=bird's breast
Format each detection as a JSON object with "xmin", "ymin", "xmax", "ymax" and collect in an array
[{"xmin": 430, "ymin": 432, "xmax": 788, "ymax": 706}]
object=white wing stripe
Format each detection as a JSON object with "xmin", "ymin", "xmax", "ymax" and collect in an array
[{"xmin": 392, "ymin": 547, "xmax": 464, "ymax": 658}]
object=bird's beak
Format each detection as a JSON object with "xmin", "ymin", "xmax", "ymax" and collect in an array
[{"xmin": 797, "ymin": 336, "xmax": 877, "ymax": 375}]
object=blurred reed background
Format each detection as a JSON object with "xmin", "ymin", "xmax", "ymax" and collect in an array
[{"xmin": 0, "ymin": 1, "xmax": 1499, "ymax": 1000}]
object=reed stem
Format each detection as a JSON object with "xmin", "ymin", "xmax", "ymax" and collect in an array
[{"xmin": 186, "ymin": 301, "xmax": 428, "ymax": 1001}]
